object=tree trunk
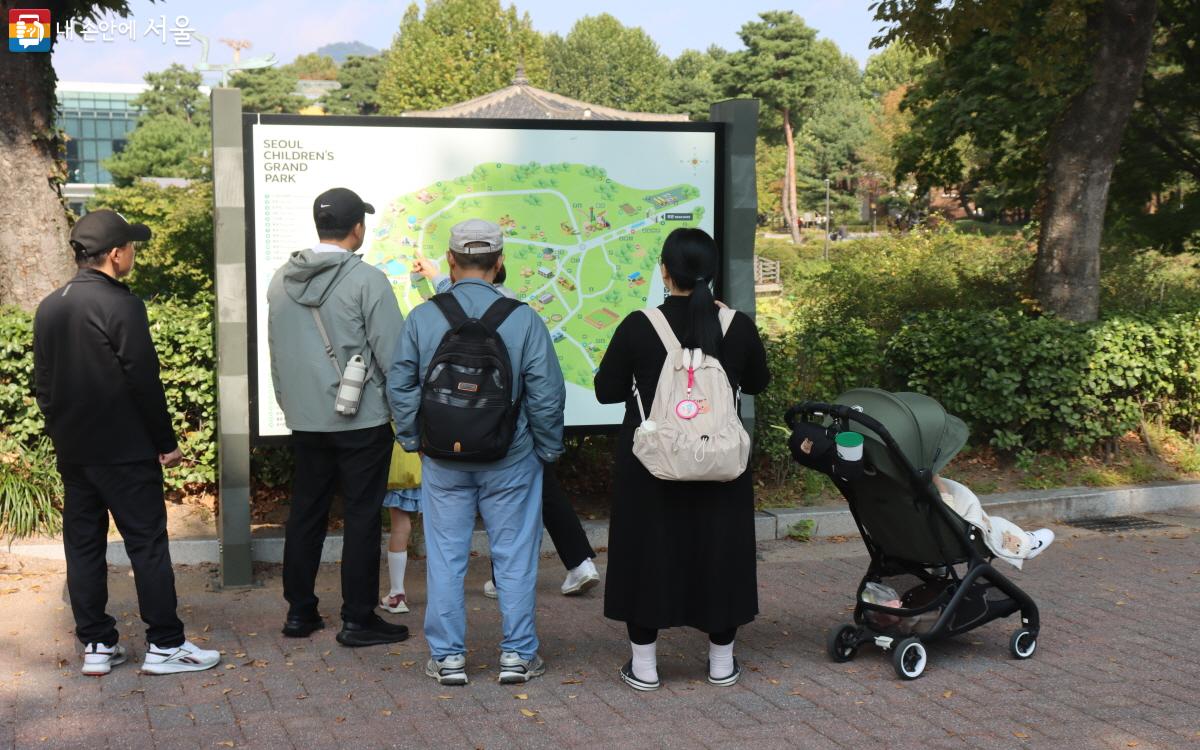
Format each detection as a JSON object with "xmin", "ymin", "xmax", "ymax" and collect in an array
[
  {"xmin": 1032, "ymin": 0, "xmax": 1158, "ymax": 322},
  {"xmin": 779, "ymin": 169, "xmax": 793, "ymax": 235},
  {"xmin": 0, "ymin": 3, "xmax": 73, "ymax": 310},
  {"xmin": 782, "ymin": 108, "xmax": 801, "ymax": 244}
]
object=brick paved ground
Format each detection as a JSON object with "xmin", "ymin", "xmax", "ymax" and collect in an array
[{"xmin": 1, "ymin": 510, "xmax": 1198, "ymax": 750}]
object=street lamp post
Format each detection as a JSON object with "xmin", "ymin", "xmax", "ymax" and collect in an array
[{"xmin": 824, "ymin": 178, "xmax": 831, "ymax": 260}]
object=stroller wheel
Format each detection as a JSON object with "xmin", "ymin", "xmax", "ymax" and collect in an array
[
  {"xmin": 1009, "ymin": 628, "xmax": 1037, "ymax": 659},
  {"xmin": 892, "ymin": 637, "xmax": 927, "ymax": 680},
  {"xmin": 826, "ymin": 624, "xmax": 859, "ymax": 663}
]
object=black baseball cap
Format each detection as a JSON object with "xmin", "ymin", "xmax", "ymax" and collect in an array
[
  {"xmin": 313, "ymin": 187, "xmax": 374, "ymax": 231},
  {"xmin": 69, "ymin": 209, "xmax": 151, "ymax": 257}
]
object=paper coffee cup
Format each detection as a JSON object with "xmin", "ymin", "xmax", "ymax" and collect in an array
[{"xmin": 835, "ymin": 431, "xmax": 864, "ymax": 462}]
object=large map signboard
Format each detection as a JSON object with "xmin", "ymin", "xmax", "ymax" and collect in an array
[{"xmin": 245, "ymin": 115, "xmax": 721, "ymax": 438}]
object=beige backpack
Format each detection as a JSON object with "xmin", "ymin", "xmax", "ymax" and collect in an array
[{"xmin": 632, "ymin": 307, "xmax": 751, "ymax": 482}]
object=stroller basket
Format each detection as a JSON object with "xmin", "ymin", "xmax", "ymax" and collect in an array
[{"xmin": 786, "ymin": 389, "xmax": 1040, "ymax": 680}]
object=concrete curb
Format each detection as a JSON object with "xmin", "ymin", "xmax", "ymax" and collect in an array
[{"xmin": 10, "ymin": 481, "xmax": 1199, "ymax": 566}]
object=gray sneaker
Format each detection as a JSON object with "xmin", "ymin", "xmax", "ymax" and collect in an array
[
  {"xmin": 498, "ymin": 651, "xmax": 545, "ymax": 684},
  {"xmin": 425, "ymin": 653, "xmax": 468, "ymax": 686}
]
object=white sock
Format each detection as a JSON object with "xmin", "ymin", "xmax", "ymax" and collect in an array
[
  {"xmin": 630, "ymin": 641, "xmax": 658, "ymax": 684},
  {"xmin": 709, "ymin": 640, "xmax": 735, "ymax": 679},
  {"xmin": 387, "ymin": 551, "xmax": 407, "ymax": 596}
]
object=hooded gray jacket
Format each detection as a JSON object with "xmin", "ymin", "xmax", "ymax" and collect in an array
[{"xmin": 267, "ymin": 247, "xmax": 403, "ymax": 432}]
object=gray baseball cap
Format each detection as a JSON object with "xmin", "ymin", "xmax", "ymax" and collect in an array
[{"xmin": 449, "ymin": 219, "xmax": 503, "ymax": 254}]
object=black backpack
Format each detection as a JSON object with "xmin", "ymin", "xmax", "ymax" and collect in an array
[{"xmin": 419, "ymin": 293, "xmax": 524, "ymax": 461}]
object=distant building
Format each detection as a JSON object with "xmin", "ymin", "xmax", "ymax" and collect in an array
[{"xmin": 57, "ymin": 82, "xmax": 148, "ymax": 214}]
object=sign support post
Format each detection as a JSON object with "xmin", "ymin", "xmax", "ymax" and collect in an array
[
  {"xmin": 211, "ymin": 88, "xmax": 254, "ymax": 588},
  {"xmin": 709, "ymin": 98, "xmax": 760, "ymax": 437}
]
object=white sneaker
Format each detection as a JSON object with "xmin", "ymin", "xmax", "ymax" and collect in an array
[
  {"xmin": 81, "ymin": 643, "xmax": 128, "ymax": 676},
  {"xmin": 425, "ymin": 653, "xmax": 468, "ymax": 686},
  {"xmin": 483, "ymin": 580, "xmax": 498, "ymax": 599},
  {"xmin": 141, "ymin": 640, "xmax": 221, "ymax": 675},
  {"xmin": 379, "ymin": 593, "xmax": 410, "ymax": 614},
  {"xmin": 561, "ymin": 558, "xmax": 600, "ymax": 596},
  {"xmin": 498, "ymin": 651, "xmax": 546, "ymax": 684},
  {"xmin": 1026, "ymin": 529, "xmax": 1055, "ymax": 559}
]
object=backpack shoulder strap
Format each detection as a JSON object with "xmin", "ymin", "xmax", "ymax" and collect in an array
[
  {"xmin": 431, "ymin": 292, "xmax": 469, "ymax": 329},
  {"xmin": 478, "ymin": 297, "xmax": 524, "ymax": 334},
  {"xmin": 718, "ymin": 307, "xmax": 736, "ymax": 338},
  {"xmin": 640, "ymin": 307, "xmax": 681, "ymax": 351},
  {"xmin": 310, "ymin": 307, "xmax": 344, "ymax": 378}
]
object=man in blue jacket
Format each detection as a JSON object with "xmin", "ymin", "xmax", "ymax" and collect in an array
[{"xmin": 388, "ymin": 219, "xmax": 565, "ymax": 686}]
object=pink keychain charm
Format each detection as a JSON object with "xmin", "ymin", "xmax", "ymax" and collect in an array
[{"xmin": 676, "ymin": 358, "xmax": 699, "ymax": 419}]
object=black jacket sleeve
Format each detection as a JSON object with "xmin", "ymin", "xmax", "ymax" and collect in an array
[
  {"xmin": 594, "ymin": 314, "xmax": 637, "ymax": 404},
  {"xmin": 32, "ymin": 315, "xmax": 52, "ymax": 423},
  {"xmin": 110, "ymin": 297, "xmax": 177, "ymax": 454},
  {"xmin": 734, "ymin": 312, "xmax": 771, "ymax": 396}
]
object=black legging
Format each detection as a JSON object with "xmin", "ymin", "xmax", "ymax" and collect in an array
[
  {"xmin": 627, "ymin": 623, "xmax": 737, "ymax": 646},
  {"xmin": 488, "ymin": 461, "xmax": 595, "ymax": 580}
]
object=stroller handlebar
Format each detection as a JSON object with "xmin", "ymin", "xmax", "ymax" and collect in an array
[{"xmin": 786, "ymin": 401, "xmax": 930, "ymax": 485}]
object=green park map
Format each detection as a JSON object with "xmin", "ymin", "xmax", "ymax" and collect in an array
[{"xmin": 364, "ymin": 162, "xmax": 705, "ymax": 387}]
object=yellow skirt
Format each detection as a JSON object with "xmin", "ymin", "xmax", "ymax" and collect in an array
[{"xmin": 387, "ymin": 444, "xmax": 422, "ymax": 490}]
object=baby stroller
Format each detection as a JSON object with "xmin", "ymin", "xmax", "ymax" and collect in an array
[{"xmin": 785, "ymin": 388, "xmax": 1039, "ymax": 680}]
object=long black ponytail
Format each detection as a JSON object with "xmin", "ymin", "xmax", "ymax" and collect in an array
[{"xmin": 660, "ymin": 227, "xmax": 721, "ymax": 357}]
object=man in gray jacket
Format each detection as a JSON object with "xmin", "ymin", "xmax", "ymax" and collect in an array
[{"xmin": 267, "ymin": 187, "xmax": 408, "ymax": 647}]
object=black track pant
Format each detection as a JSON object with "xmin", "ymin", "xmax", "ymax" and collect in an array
[
  {"xmin": 284, "ymin": 424, "xmax": 392, "ymax": 625},
  {"xmin": 59, "ymin": 460, "xmax": 185, "ymax": 648},
  {"xmin": 541, "ymin": 461, "xmax": 594, "ymax": 570}
]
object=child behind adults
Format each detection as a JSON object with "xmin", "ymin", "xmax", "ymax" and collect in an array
[
  {"xmin": 380, "ymin": 444, "xmax": 422, "ymax": 614},
  {"xmin": 934, "ymin": 475, "xmax": 1054, "ymax": 568}
]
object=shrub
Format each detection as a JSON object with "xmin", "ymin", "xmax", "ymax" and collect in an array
[
  {"xmin": 886, "ymin": 310, "xmax": 1200, "ymax": 453},
  {"xmin": 0, "ymin": 437, "xmax": 62, "ymax": 540},
  {"xmin": 0, "ymin": 302, "xmax": 215, "ymax": 491}
]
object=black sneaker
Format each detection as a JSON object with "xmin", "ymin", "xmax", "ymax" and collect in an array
[
  {"xmin": 281, "ymin": 615, "xmax": 325, "ymax": 638},
  {"xmin": 336, "ymin": 614, "xmax": 410, "ymax": 647},
  {"xmin": 707, "ymin": 657, "xmax": 741, "ymax": 686},
  {"xmin": 619, "ymin": 659, "xmax": 660, "ymax": 691}
]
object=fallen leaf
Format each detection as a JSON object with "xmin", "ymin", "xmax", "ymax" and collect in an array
[
  {"xmin": 768, "ymin": 679, "xmax": 779, "ymax": 685},
  {"xmin": 401, "ymin": 661, "xmax": 415, "ymax": 668},
  {"xmin": 335, "ymin": 717, "xmax": 346, "ymax": 724},
  {"xmin": 247, "ymin": 632, "xmax": 257, "ymax": 637},
  {"xmin": 1014, "ymin": 732, "xmax": 1028, "ymax": 739},
  {"xmin": 436, "ymin": 695, "xmax": 453, "ymax": 700},
  {"xmin": 222, "ymin": 688, "xmax": 233, "ymax": 695},
  {"xmin": 519, "ymin": 708, "xmax": 537, "ymax": 718},
  {"xmin": 943, "ymin": 690, "xmax": 953, "ymax": 698},
  {"xmin": 381, "ymin": 710, "xmax": 392, "ymax": 717},
  {"xmin": 514, "ymin": 694, "xmax": 528, "ymax": 700},
  {"xmin": 203, "ymin": 624, "xmax": 211, "ymax": 632},
  {"xmin": 217, "ymin": 743, "xmax": 235, "ymax": 748},
  {"xmin": 560, "ymin": 678, "xmax": 583, "ymax": 685},
  {"xmin": 1127, "ymin": 743, "xmax": 1138, "ymax": 748}
]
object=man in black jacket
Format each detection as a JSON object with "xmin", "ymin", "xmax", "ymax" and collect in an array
[{"xmin": 33, "ymin": 210, "xmax": 221, "ymax": 677}]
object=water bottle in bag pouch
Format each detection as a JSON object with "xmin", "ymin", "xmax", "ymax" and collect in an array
[{"xmin": 336, "ymin": 355, "xmax": 367, "ymax": 415}]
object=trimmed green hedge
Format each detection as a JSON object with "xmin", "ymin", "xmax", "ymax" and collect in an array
[
  {"xmin": 886, "ymin": 310, "xmax": 1200, "ymax": 453},
  {"xmin": 0, "ymin": 302, "xmax": 215, "ymax": 490}
]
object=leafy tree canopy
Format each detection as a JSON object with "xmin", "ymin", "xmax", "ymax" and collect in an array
[
  {"xmin": 229, "ymin": 66, "xmax": 306, "ymax": 114},
  {"xmin": 285, "ymin": 53, "xmax": 339, "ymax": 81},
  {"xmin": 664, "ymin": 46, "xmax": 726, "ymax": 121},
  {"xmin": 320, "ymin": 54, "xmax": 385, "ymax": 116},
  {"xmin": 545, "ymin": 14, "xmax": 671, "ymax": 112}
]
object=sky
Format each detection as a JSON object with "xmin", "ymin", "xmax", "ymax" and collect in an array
[{"xmin": 51, "ymin": 0, "xmax": 884, "ymax": 84}]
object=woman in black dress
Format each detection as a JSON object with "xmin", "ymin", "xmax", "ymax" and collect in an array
[{"xmin": 594, "ymin": 228, "xmax": 769, "ymax": 690}]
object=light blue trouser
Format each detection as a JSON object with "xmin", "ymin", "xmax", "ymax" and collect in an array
[{"xmin": 421, "ymin": 451, "xmax": 544, "ymax": 660}]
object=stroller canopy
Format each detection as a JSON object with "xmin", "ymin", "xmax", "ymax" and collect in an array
[{"xmin": 834, "ymin": 388, "xmax": 969, "ymax": 479}]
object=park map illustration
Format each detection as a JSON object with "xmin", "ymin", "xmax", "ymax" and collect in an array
[{"xmin": 364, "ymin": 162, "xmax": 705, "ymax": 388}]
